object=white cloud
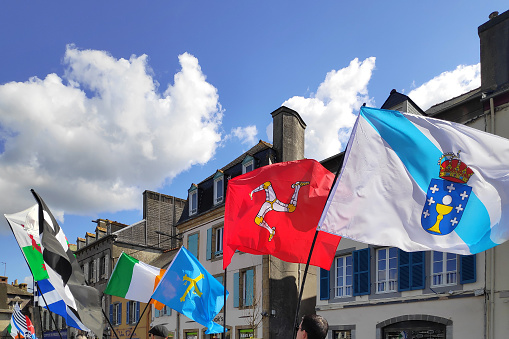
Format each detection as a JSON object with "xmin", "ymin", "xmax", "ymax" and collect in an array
[
  {"xmin": 0, "ymin": 46, "xmax": 222, "ymax": 225},
  {"xmin": 281, "ymin": 57, "xmax": 376, "ymax": 161},
  {"xmin": 230, "ymin": 125, "xmax": 258, "ymax": 146},
  {"xmin": 408, "ymin": 64, "xmax": 481, "ymax": 111}
]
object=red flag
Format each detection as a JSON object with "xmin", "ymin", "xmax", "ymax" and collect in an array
[{"xmin": 223, "ymin": 159, "xmax": 341, "ymax": 270}]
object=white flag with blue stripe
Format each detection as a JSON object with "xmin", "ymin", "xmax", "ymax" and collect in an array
[{"xmin": 319, "ymin": 106, "xmax": 509, "ymax": 254}]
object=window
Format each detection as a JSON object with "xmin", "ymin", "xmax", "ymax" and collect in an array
[
  {"xmin": 233, "ymin": 268, "xmax": 254, "ymax": 308},
  {"xmin": 188, "ymin": 232, "xmax": 199, "ymax": 259},
  {"xmin": 376, "ymin": 247, "xmax": 398, "ymax": 293},
  {"xmin": 110, "ymin": 302, "xmax": 122, "ymax": 326},
  {"xmin": 432, "ymin": 251, "xmax": 457, "ymax": 286},
  {"xmin": 127, "ymin": 301, "xmax": 140, "ymax": 324},
  {"xmin": 188, "ymin": 184, "xmax": 198, "ymax": 216},
  {"xmin": 88, "ymin": 260, "xmax": 94, "ymax": 283},
  {"xmin": 242, "ymin": 156, "xmax": 254, "ymax": 174},
  {"xmin": 213, "ymin": 171, "xmax": 224, "ymax": 205},
  {"xmin": 335, "ymin": 255, "xmax": 353, "ymax": 298},
  {"xmin": 207, "ymin": 226, "xmax": 223, "ymax": 260},
  {"xmin": 333, "ymin": 330, "xmax": 351, "ymax": 339},
  {"xmin": 100, "ymin": 256, "xmax": 106, "ymax": 279}
]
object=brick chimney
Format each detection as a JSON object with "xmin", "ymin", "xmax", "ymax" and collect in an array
[
  {"xmin": 0, "ymin": 276, "xmax": 7, "ymax": 284},
  {"xmin": 271, "ymin": 106, "xmax": 306, "ymax": 162},
  {"xmin": 479, "ymin": 9, "xmax": 509, "ymax": 91}
]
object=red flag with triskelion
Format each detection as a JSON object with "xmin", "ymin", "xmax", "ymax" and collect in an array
[{"xmin": 223, "ymin": 159, "xmax": 341, "ymax": 270}]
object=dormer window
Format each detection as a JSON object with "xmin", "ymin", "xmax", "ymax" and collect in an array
[
  {"xmin": 213, "ymin": 170, "xmax": 224, "ymax": 205},
  {"xmin": 242, "ymin": 155, "xmax": 254, "ymax": 174},
  {"xmin": 188, "ymin": 184, "xmax": 198, "ymax": 216}
]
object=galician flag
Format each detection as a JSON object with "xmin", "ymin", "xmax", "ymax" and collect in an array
[
  {"xmin": 151, "ymin": 246, "xmax": 228, "ymax": 334},
  {"xmin": 319, "ymin": 106, "xmax": 509, "ymax": 255},
  {"xmin": 5, "ymin": 205, "xmax": 48, "ymax": 281},
  {"xmin": 104, "ymin": 252, "xmax": 165, "ymax": 309}
]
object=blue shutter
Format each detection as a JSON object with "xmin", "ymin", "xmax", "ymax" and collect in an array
[
  {"xmin": 126, "ymin": 302, "xmax": 130, "ymax": 324},
  {"xmin": 245, "ymin": 269, "xmax": 254, "ymax": 307},
  {"xmin": 109, "ymin": 304, "xmax": 113, "ymax": 324},
  {"xmin": 155, "ymin": 307, "xmax": 160, "ymax": 318},
  {"xmin": 118, "ymin": 303, "xmax": 122, "ymax": 325},
  {"xmin": 460, "ymin": 254, "xmax": 476, "ymax": 284},
  {"xmin": 188, "ymin": 233, "xmax": 198, "ymax": 258},
  {"xmin": 136, "ymin": 302, "xmax": 140, "ymax": 322},
  {"xmin": 411, "ymin": 251, "xmax": 425, "ymax": 290},
  {"xmin": 399, "ymin": 250, "xmax": 425, "ymax": 291},
  {"xmin": 398, "ymin": 249, "xmax": 410, "ymax": 291},
  {"xmin": 319, "ymin": 268, "xmax": 330, "ymax": 300},
  {"xmin": 353, "ymin": 248, "xmax": 370, "ymax": 296},
  {"xmin": 206, "ymin": 228, "xmax": 212, "ymax": 260},
  {"xmin": 233, "ymin": 272, "xmax": 239, "ymax": 308}
]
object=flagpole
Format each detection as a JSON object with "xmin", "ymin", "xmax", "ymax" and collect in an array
[
  {"xmin": 35, "ymin": 281, "xmax": 64, "ymax": 339},
  {"xmin": 223, "ymin": 268, "xmax": 227, "ymax": 338},
  {"xmin": 101, "ymin": 306, "xmax": 120, "ymax": 339},
  {"xmin": 128, "ymin": 301, "xmax": 151, "ymax": 339},
  {"xmin": 291, "ymin": 152, "xmax": 345, "ymax": 339}
]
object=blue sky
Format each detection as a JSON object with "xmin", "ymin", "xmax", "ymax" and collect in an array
[{"xmin": 0, "ymin": 1, "xmax": 506, "ymax": 287}]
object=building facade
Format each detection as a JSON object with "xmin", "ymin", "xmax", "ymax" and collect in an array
[{"xmin": 316, "ymin": 9, "xmax": 509, "ymax": 339}]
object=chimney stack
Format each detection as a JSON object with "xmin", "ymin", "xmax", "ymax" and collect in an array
[
  {"xmin": 478, "ymin": 9, "xmax": 509, "ymax": 91},
  {"xmin": 271, "ymin": 106, "xmax": 306, "ymax": 162}
]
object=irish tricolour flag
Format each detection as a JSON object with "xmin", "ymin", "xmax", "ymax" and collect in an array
[{"xmin": 104, "ymin": 252, "xmax": 165, "ymax": 308}]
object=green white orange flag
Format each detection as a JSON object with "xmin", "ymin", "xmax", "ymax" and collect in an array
[
  {"xmin": 5, "ymin": 205, "xmax": 49, "ymax": 281},
  {"xmin": 104, "ymin": 252, "xmax": 165, "ymax": 309}
]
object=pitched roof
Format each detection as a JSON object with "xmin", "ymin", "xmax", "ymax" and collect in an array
[
  {"xmin": 425, "ymin": 87, "xmax": 482, "ymax": 116},
  {"xmin": 381, "ymin": 89, "xmax": 426, "ymax": 115}
]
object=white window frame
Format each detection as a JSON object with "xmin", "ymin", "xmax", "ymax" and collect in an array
[
  {"xmin": 431, "ymin": 251, "xmax": 457, "ymax": 287},
  {"xmin": 242, "ymin": 156, "xmax": 254, "ymax": 174},
  {"xmin": 334, "ymin": 255, "xmax": 353, "ymax": 298},
  {"xmin": 189, "ymin": 187, "xmax": 198, "ymax": 216},
  {"xmin": 215, "ymin": 226, "xmax": 223, "ymax": 256},
  {"xmin": 376, "ymin": 247, "xmax": 398, "ymax": 293},
  {"xmin": 213, "ymin": 175, "xmax": 224, "ymax": 205},
  {"xmin": 112, "ymin": 303, "xmax": 121, "ymax": 325},
  {"xmin": 128, "ymin": 301, "xmax": 136, "ymax": 324}
]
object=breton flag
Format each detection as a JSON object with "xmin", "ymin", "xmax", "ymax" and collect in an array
[
  {"xmin": 319, "ymin": 106, "xmax": 509, "ymax": 255},
  {"xmin": 5, "ymin": 206, "xmax": 88, "ymax": 331},
  {"xmin": 223, "ymin": 159, "xmax": 341, "ymax": 270},
  {"xmin": 7, "ymin": 303, "xmax": 36, "ymax": 339},
  {"xmin": 104, "ymin": 252, "xmax": 165, "ymax": 310},
  {"xmin": 151, "ymin": 246, "xmax": 228, "ymax": 334},
  {"xmin": 31, "ymin": 190, "xmax": 103, "ymax": 338}
]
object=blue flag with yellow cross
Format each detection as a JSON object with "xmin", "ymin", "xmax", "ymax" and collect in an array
[{"xmin": 151, "ymin": 246, "xmax": 228, "ymax": 334}]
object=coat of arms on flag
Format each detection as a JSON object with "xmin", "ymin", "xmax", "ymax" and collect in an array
[{"xmin": 421, "ymin": 152, "xmax": 474, "ymax": 235}]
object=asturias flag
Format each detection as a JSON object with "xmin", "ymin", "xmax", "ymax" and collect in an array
[
  {"xmin": 104, "ymin": 252, "xmax": 165, "ymax": 310},
  {"xmin": 223, "ymin": 159, "xmax": 341, "ymax": 270},
  {"xmin": 151, "ymin": 246, "xmax": 228, "ymax": 334},
  {"xmin": 319, "ymin": 106, "xmax": 509, "ymax": 255}
]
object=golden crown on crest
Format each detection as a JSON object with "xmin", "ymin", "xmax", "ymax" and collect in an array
[{"xmin": 438, "ymin": 151, "xmax": 474, "ymax": 184}]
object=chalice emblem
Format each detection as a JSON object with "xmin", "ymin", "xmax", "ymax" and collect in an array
[{"xmin": 421, "ymin": 152, "xmax": 474, "ymax": 235}]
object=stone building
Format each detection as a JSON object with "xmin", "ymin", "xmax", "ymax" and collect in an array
[
  {"xmin": 0, "ymin": 277, "xmax": 33, "ymax": 339},
  {"xmin": 73, "ymin": 190, "xmax": 185, "ymax": 339}
]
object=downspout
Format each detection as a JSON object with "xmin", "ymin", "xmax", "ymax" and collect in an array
[{"xmin": 487, "ymin": 97, "xmax": 495, "ymax": 338}]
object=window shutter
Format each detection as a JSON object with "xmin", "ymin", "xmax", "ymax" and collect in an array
[
  {"xmin": 398, "ymin": 249, "xmax": 410, "ymax": 291},
  {"xmin": 118, "ymin": 303, "xmax": 122, "ymax": 325},
  {"xmin": 126, "ymin": 302, "xmax": 130, "ymax": 324},
  {"xmin": 206, "ymin": 228, "xmax": 212, "ymax": 260},
  {"xmin": 105, "ymin": 256, "xmax": 109, "ymax": 279},
  {"xmin": 233, "ymin": 272, "xmax": 239, "ymax": 308},
  {"xmin": 136, "ymin": 302, "xmax": 140, "ymax": 322},
  {"xmin": 245, "ymin": 269, "xmax": 254, "ymax": 306},
  {"xmin": 155, "ymin": 307, "xmax": 160, "ymax": 318},
  {"xmin": 109, "ymin": 304, "xmax": 113, "ymax": 324},
  {"xmin": 84, "ymin": 262, "xmax": 89, "ymax": 279},
  {"xmin": 460, "ymin": 254, "xmax": 476, "ymax": 284},
  {"xmin": 353, "ymin": 248, "xmax": 370, "ymax": 296},
  {"xmin": 319, "ymin": 268, "xmax": 330, "ymax": 300},
  {"xmin": 188, "ymin": 234, "xmax": 198, "ymax": 258},
  {"xmin": 411, "ymin": 252, "xmax": 425, "ymax": 289}
]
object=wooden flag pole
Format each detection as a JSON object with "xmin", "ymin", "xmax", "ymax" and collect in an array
[{"xmin": 128, "ymin": 300, "xmax": 152, "ymax": 339}]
